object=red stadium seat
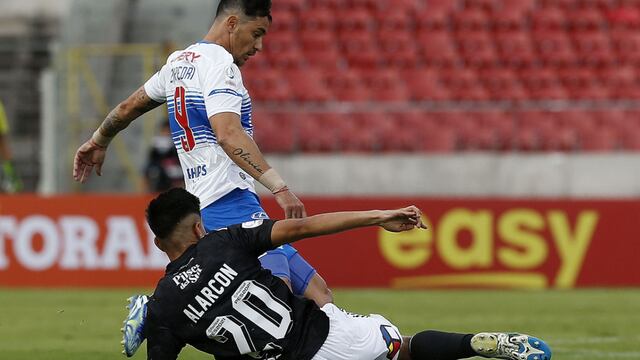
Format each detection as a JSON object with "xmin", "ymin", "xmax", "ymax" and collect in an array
[
  {"xmin": 494, "ymin": 32, "xmax": 537, "ymax": 67},
  {"xmin": 452, "ymin": 8, "xmax": 490, "ymax": 30},
  {"xmin": 456, "ymin": 30, "xmax": 499, "ymax": 66},
  {"xmin": 299, "ymin": 8, "xmax": 336, "ymax": 32},
  {"xmin": 533, "ymin": 30, "xmax": 577, "ymax": 66},
  {"xmin": 491, "ymin": 0, "xmax": 536, "ymax": 30},
  {"xmin": 416, "ymin": 0, "xmax": 456, "ymax": 29},
  {"xmin": 558, "ymin": 68, "xmax": 610, "ymax": 100},
  {"xmin": 359, "ymin": 69, "xmax": 410, "ymax": 101},
  {"xmin": 339, "ymin": 32, "xmax": 380, "ymax": 69},
  {"xmin": 580, "ymin": 127, "xmax": 619, "ymax": 152},
  {"xmin": 611, "ymin": 30, "xmax": 640, "ymax": 64},
  {"xmin": 400, "ymin": 68, "xmax": 452, "ymax": 101},
  {"xmin": 440, "ymin": 68, "xmax": 490, "ymax": 101},
  {"xmin": 417, "ymin": 31, "xmax": 462, "ymax": 66},
  {"xmin": 297, "ymin": 113, "xmax": 340, "ymax": 153},
  {"xmin": 300, "ymin": 32, "xmax": 343, "ymax": 69},
  {"xmin": 253, "ymin": 112, "xmax": 296, "ymax": 153},
  {"xmin": 572, "ymin": 31, "xmax": 615, "ymax": 66},
  {"xmin": 621, "ymin": 126, "xmax": 640, "ymax": 150},
  {"xmin": 337, "ymin": 8, "xmax": 374, "ymax": 35},
  {"xmin": 599, "ymin": 66, "xmax": 640, "ymax": 99},
  {"xmin": 519, "ymin": 68, "xmax": 569, "ymax": 100},
  {"xmin": 377, "ymin": 31, "xmax": 420, "ymax": 68},
  {"xmin": 269, "ymin": 8, "xmax": 298, "ymax": 33},
  {"xmin": 323, "ymin": 70, "xmax": 372, "ymax": 102},
  {"xmin": 375, "ymin": 7, "xmax": 413, "ymax": 32},
  {"xmin": 532, "ymin": 8, "xmax": 567, "ymax": 30},
  {"xmin": 419, "ymin": 126, "xmax": 459, "ymax": 152},
  {"xmin": 568, "ymin": 8, "xmax": 606, "ymax": 30},
  {"xmin": 478, "ymin": 68, "xmax": 529, "ymax": 101},
  {"xmin": 243, "ymin": 70, "xmax": 291, "ymax": 102},
  {"xmin": 286, "ymin": 69, "xmax": 333, "ymax": 102}
]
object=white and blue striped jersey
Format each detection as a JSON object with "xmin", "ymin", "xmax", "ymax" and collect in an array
[{"xmin": 144, "ymin": 42, "xmax": 256, "ymax": 209}]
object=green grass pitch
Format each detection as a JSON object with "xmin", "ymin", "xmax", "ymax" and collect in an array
[{"xmin": 1, "ymin": 288, "xmax": 638, "ymax": 359}]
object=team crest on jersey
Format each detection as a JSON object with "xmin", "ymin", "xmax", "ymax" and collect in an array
[
  {"xmin": 226, "ymin": 65, "xmax": 236, "ymax": 79},
  {"xmin": 380, "ymin": 325, "xmax": 402, "ymax": 360}
]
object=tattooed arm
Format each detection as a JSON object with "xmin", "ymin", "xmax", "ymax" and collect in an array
[
  {"xmin": 73, "ymin": 86, "xmax": 163, "ymax": 182},
  {"xmin": 210, "ymin": 112, "xmax": 306, "ymax": 218}
]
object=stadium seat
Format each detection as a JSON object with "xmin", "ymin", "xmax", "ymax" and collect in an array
[
  {"xmin": 531, "ymin": 7, "xmax": 567, "ymax": 30},
  {"xmin": 359, "ymin": 69, "xmax": 410, "ymax": 101},
  {"xmin": 377, "ymin": 31, "xmax": 420, "ymax": 68},
  {"xmin": 455, "ymin": 30, "xmax": 499, "ymax": 66},
  {"xmin": 599, "ymin": 66, "xmax": 640, "ymax": 99},
  {"xmin": 339, "ymin": 31, "xmax": 380, "ymax": 69},
  {"xmin": 252, "ymin": 112, "xmax": 296, "ymax": 153},
  {"xmin": 494, "ymin": 32, "xmax": 537, "ymax": 67},
  {"xmin": 612, "ymin": 30, "xmax": 640, "ymax": 64},
  {"xmin": 400, "ymin": 68, "xmax": 452, "ymax": 101},
  {"xmin": 568, "ymin": 7, "xmax": 606, "ymax": 30},
  {"xmin": 416, "ymin": 0, "xmax": 456, "ymax": 29},
  {"xmin": 243, "ymin": 70, "xmax": 291, "ymax": 102},
  {"xmin": 440, "ymin": 68, "xmax": 491, "ymax": 101},
  {"xmin": 297, "ymin": 113, "xmax": 340, "ymax": 153},
  {"xmin": 572, "ymin": 31, "xmax": 615, "ymax": 66},
  {"xmin": 558, "ymin": 68, "xmax": 610, "ymax": 100},
  {"xmin": 491, "ymin": 0, "xmax": 536, "ymax": 30},
  {"xmin": 269, "ymin": 8, "xmax": 297, "ymax": 33},
  {"xmin": 286, "ymin": 69, "xmax": 333, "ymax": 102},
  {"xmin": 519, "ymin": 68, "xmax": 569, "ymax": 100},
  {"xmin": 417, "ymin": 31, "xmax": 462, "ymax": 66},
  {"xmin": 375, "ymin": 6, "xmax": 413, "ymax": 33},
  {"xmin": 478, "ymin": 68, "xmax": 529, "ymax": 101},
  {"xmin": 299, "ymin": 7, "xmax": 335, "ymax": 32},
  {"xmin": 580, "ymin": 127, "xmax": 620, "ymax": 151},
  {"xmin": 337, "ymin": 8, "xmax": 374, "ymax": 35},
  {"xmin": 323, "ymin": 69, "xmax": 372, "ymax": 102},
  {"xmin": 452, "ymin": 8, "xmax": 490, "ymax": 30},
  {"xmin": 533, "ymin": 30, "xmax": 578, "ymax": 66}
]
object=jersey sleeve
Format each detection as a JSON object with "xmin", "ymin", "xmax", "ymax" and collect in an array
[
  {"xmin": 228, "ymin": 219, "xmax": 277, "ymax": 256},
  {"xmin": 201, "ymin": 61, "xmax": 244, "ymax": 119},
  {"xmin": 146, "ymin": 306, "xmax": 185, "ymax": 360},
  {"xmin": 143, "ymin": 64, "xmax": 169, "ymax": 103}
]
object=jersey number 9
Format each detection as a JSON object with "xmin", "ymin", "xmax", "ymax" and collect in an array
[{"xmin": 174, "ymin": 86, "xmax": 196, "ymax": 152}]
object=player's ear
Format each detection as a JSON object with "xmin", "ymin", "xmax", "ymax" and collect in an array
[
  {"xmin": 154, "ymin": 237, "xmax": 165, "ymax": 252},
  {"xmin": 226, "ymin": 15, "xmax": 239, "ymax": 32},
  {"xmin": 194, "ymin": 221, "xmax": 206, "ymax": 239}
]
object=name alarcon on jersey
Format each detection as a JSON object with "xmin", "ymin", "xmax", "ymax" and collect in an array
[{"xmin": 183, "ymin": 263, "xmax": 238, "ymax": 323}]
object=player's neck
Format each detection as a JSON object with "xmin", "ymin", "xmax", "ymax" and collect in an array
[
  {"xmin": 202, "ymin": 25, "xmax": 231, "ymax": 53},
  {"xmin": 165, "ymin": 239, "xmax": 199, "ymax": 262}
]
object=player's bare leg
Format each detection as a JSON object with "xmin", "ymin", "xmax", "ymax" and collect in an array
[{"xmin": 302, "ymin": 273, "xmax": 333, "ymax": 307}]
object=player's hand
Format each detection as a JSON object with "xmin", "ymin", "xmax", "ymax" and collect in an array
[
  {"xmin": 73, "ymin": 140, "xmax": 107, "ymax": 183},
  {"xmin": 274, "ymin": 189, "xmax": 307, "ymax": 219},
  {"xmin": 378, "ymin": 206, "xmax": 427, "ymax": 232}
]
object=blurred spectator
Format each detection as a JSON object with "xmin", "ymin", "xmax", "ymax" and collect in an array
[
  {"xmin": 143, "ymin": 120, "xmax": 183, "ymax": 192},
  {"xmin": 0, "ymin": 100, "xmax": 22, "ymax": 193}
]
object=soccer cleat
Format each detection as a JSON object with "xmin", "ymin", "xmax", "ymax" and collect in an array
[
  {"xmin": 471, "ymin": 332, "xmax": 552, "ymax": 360},
  {"xmin": 122, "ymin": 295, "xmax": 149, "ymax": 357}
]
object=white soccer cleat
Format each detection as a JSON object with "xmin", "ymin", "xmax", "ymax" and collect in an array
[
  {"xmin": 122, "ymin": 295, "xmax": 149, "ymax": 357},
  {"xmin": 471, "ymin": 332, "xmax": 552, "ymax": 360}
]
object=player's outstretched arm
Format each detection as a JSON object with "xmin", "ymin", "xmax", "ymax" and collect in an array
[
  {"xmin": 210, "ymin": 112, "xmax": 306, "ymax": 218},
  {"xmin": 270, "ymin": 206, "xmax": 427, "ymax": 247},
  {"xmin": 73, "ymin": 86, "xmax": 163, "ymax": 183}
]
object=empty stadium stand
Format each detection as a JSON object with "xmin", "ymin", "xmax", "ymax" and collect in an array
[{"xmin": 242, "ymin": 0, "xmax": 640, "ymax": 153}]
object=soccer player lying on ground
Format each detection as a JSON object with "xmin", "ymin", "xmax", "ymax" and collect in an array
[{"xmin": 139, "ymin": 188, "xmax": 552, "ymax": 360}]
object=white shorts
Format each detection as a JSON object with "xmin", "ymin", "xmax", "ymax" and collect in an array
[{"xmin": 312, "ymin": 303, "xmax": 404, "ymax": 360}]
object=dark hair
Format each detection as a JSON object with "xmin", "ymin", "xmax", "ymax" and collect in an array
[
  {"xmin": 216, "ymin": 0, "xmax": 272, "ymax": 21},
  {"xmin": 146, "ymin": 188, "xmax": 201, "ymax": 239}
]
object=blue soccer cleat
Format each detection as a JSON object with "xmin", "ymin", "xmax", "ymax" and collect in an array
[
  {"xmin": 121, "ymin": 295, "xmax": 149, "ymax": 357},
  {"xmin": 471, "ymin": 332, "xmax": 552, "ymax": 360}
]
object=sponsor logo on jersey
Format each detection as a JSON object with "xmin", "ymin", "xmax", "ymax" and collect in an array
[
  {"xmin": 239, "ymin": 172, "xmax": 247, "ymax": 180},
  {"xmin": 187, "ymin": 165, "xmax": 207, "ymax": 180},
  {"xmin": 380, "ymin": 325, "xmax": 402, "ymax": 360},
  {"xmin": 173, "ymin": 264, "xmax": 203, "ymax": 290},
  {"xmin": 251, "ymin": 212, "xmax": 269, "ymax": 220}
]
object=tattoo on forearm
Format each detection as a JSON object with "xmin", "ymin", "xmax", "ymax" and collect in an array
[
  {"xmin": 135, "ymin": 87, "xmax": 162, "ymax": 112},
  {"xmin": 100, "ymin": 108, "xmax": 128, "ymax": 138},
  {"xmin": 233, "ymin": 148, "xmax": 264, "ymax": 174},
  {"xmin": 99, "ymin": 87, "xmax": 161, "ymax": 137}
]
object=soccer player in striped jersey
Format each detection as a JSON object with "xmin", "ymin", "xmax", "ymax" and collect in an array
[{"xmin": 73, "ymin": 0, "xmax": 331, "ymax": 356}]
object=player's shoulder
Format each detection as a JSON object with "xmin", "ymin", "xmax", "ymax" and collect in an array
[{"xmin": 189, "ymin": 42, "xmax": 234, "ymax": 66}]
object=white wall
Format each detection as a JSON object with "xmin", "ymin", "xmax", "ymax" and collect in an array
[
  {"xmin": 0, "ymin": 0, "xmax": 72, "ymax": 17},
  {"xmin": 262, "ymin": 153, "xmax": 640, "ymax": 198}
]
